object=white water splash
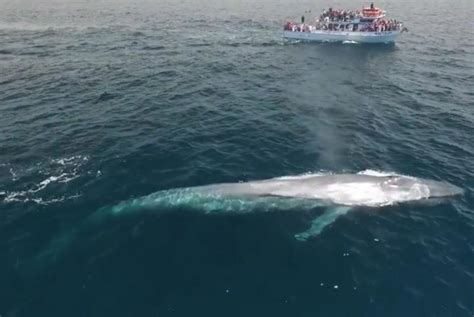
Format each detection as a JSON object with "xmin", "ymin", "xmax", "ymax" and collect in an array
[
  {"xmin": 357, "ymin": 169, "xmax": 399, "ymax": 177},
  {"xmin": 1, "ymin": 155, "xmax": 88, "ymax": 205},
  {"xmin": 52, "ymin": 155, "xmax": 89, "ymax": 166}
]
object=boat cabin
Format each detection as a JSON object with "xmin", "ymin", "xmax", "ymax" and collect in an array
[
  {"xmin": 327, "ymin": 22, "xmax": 360, "ymax": 32},
  {"xmin": 362, "ymin": 5, "xmax": 385, "ymax": 19}
]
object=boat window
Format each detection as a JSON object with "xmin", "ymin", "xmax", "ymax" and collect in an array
[{"xmin": 353, "ymin": 24, "xmax": 358, "ymax": 31}]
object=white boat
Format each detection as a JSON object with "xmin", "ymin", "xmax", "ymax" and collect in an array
[
  {"xmin": 283, "ymin": 29, "xmax": 401, "ymax": 44},
  {"xmin": 283, "ymin": 4, "xmax": 406, "ymax": 44}
]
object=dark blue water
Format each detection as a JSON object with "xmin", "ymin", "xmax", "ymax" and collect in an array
[{"xmin": 1, "ymin": 0, "xmax": 473, "ymax": 316}]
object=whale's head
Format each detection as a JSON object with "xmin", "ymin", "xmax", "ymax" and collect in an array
[
  {"xmin": 381, "ymin": 175, "xmax": 463, "ymax": 201},
  {"xmin": 419, "ymin": 178, "xmax": 463, "ymax": 197}
]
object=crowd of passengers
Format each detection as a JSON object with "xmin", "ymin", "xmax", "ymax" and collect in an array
[
  {"xmin": 319, "ymin": 8, "xmax": 362, "ymax": 22},
  {"xmin": 360, "ymin": 19, "xmax": 401, "ymax": 32},
  {"xmin": 283, "ymin": 19, "xmax": 402, "ymax": 33}
]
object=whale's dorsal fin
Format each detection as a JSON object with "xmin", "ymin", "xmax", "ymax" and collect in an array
[{"xmin": 294, "ymin": 206, "xmax": 351, "ymax": 241}]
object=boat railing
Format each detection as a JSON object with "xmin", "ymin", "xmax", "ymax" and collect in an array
[{"xmin": 283, "ymin": 21, "xmax": 403, "ymax": 33}]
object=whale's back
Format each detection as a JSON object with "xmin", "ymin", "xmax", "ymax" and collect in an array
[{"xmin": 196, "ymin": 173, "xmax": 462, "ymax": 207}]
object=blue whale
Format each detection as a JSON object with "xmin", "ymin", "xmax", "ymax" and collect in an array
[{"xmin": 109, "ymin": 171, "xmax": 462, "ymax": 240}]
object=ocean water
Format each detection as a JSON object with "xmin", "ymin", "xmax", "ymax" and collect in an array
[{"xmin": 1, "ymin": 0, "xmax": 473, "ymax": 315}]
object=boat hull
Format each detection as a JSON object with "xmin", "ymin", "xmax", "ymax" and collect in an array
[{"xmin": 283, "ymin": 30, "xmax": 400, "ymax": 43}]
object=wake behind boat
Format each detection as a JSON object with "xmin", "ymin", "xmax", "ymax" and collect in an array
[{"xmin": 283, "ymin": 3, "xmax": 407, "ymax": 44}]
